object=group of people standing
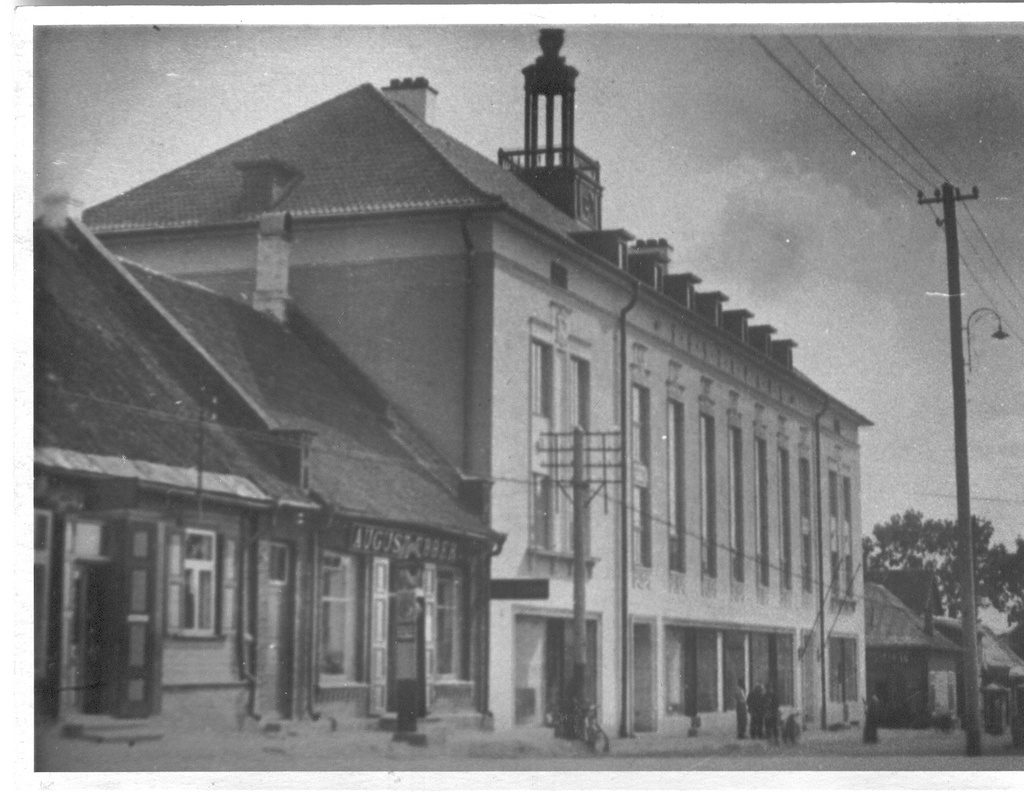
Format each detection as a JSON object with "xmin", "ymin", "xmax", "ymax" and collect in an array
[{"xmin": 735, "ymin": 680, "xmax": 782, "ymax": 742}]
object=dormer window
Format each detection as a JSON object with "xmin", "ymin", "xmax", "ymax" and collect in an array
[{"xmin": 235, "ymin": 159, "xmax": 302, "ymax": 214}]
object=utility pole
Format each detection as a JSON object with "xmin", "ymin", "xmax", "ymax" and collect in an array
[
  {"xmin": 918, "ymin": 182, "xmax": 983, "ymax": 756},
  {"xmin": 542, "ymin": 427, "xmax": 620, "ymax": 742},
  {"xmin": 570, "ymin": 426, "xmax": 587, "ymax": 739}
]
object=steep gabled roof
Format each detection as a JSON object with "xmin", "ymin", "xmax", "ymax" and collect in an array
[
  {"xmin": 34, "ymin": 220, "xmax": 307, "ymax": 505},
  {"xmin": 122, "ymin": 257, "xmax": 496, "ymax": 540},
  {"xmin": 84, "ymin": 83, "xmax": 584, "ymax": 242},
  {"xmin": 864, "ymin": 583, "xmax": 960, "ymax": 652}
]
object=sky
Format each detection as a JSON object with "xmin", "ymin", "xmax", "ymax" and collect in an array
[{"xmin": 24, "ymin": 8, "xmax": 1024, "ymax": 626}]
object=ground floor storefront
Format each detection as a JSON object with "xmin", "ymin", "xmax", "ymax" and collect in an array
[
  {"xmin": 496, "ymin": 602, "xmax": 864, "ymax": 736},
  {"xmin": 35, "ymin": 474, "xmax": 498, "ymax": 733}
]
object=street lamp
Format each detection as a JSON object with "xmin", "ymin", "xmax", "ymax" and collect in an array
[{"xmin": 965, "ymin": 307, "xmax": 1011, "ymax": 373}]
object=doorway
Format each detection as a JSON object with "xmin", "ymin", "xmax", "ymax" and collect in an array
[
  {"xmin": 69, "ymin": 562, "xmax": 115, "ymax": 714},
  {"xmin": 632, "ymin": 622, "xmax": 655, "ymax": 732}
]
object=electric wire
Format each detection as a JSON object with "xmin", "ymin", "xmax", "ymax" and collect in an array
[
  {"xmin": 783, "ymin": 36, "xmax": 938, "ymax": 189},
  {"xmin": 39, "ymin": 385, "xmax": 1013, "ymax": 623},
  {"xmin": 814, "ymin": 36, "xmax": 950, "ymax": 186},
  {"xmin": 751, "ymin": 36, "xmax": 923, "ymax": 195}
]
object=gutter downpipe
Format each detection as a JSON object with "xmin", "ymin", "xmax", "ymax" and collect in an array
[
  {"xmin": 813, "ymin": 396, "xmax": 830, "ymax": 731},
  {"xmin": 618, "ymin": 276, "xmax": 640, "ymax": 739}
]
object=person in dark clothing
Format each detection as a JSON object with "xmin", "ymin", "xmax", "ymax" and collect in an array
[
  {"xmin": 764, "ymin": 685, "xmax": 780, "ymax": 744},
  {"xmin": 735, "ymin": 680, "xmax": 748, "ymax": 739},
  {"xmin": 863, "ymin": 693, "xmax": 880, "ymax": 744},
  {"xmin": 747, "ymin": 683, "xmax": 765, "ymax": 739}
]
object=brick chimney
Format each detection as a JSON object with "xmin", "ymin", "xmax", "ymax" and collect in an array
[
  {"xmin": 253, "ymin": 211, "xmax": 293, "ymax": 323},
  {"xmin": 382, "ymin": 77, "xmax": 438, "ymax": 125}
]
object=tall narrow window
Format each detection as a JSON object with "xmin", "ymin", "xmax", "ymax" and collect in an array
[
  {"xmin": 631, "ymin": 384, "xmax": 651, "ymax": 466},
  {"xmin": 699, "ymin": 413, "xmax": 717, "ymax": 577},
  {"xmin": 755, "ymin": 436, "xmax": 770, "ymax": 587},
  {"xmin": 667, "ymin": 400, "xmax": 686, "ymax": 573},
  {"xmin": 531, "ymin": 473, "xmax": 553, "ymax": 550},
  {"xmin": 569, "ymin": 356, "xmax": 590, "ymax": 431},
  {"xmin": 729, "ymin": 426, "xmax": 745, "ymax": 582},
  {"xmin": 799, "ymin": 456, "xmax": 813, "ymax": 592},
  {"xmin": 531, "ymin": 340, "xmax": 553, "ymax": 418},
  {"xmin": 321, "ymin": 551, "xmax": 358, "ymax": 681},
  {"xmin": 634, "ymin": 486, "xmax": 652, "ymax": 568},
  {"xmin": 778, "ymin": 448, "xmax": 792, "ymax": 590},
  {"xmin": 436, "ymin": 569, "xmax": 463, "ymax": 678},
  {"xmin": 183, "ymin": 530, "xmax": 216, "ymax": 636},
  {"xmin": 829, "ymin": 636, "xmax": 859, "ymax": 703},
  {"xmin": 842, "ymin": 476, "xmax": 853, "ymax": 596},
  {"xmin": 828, "ymin": 470, "xmax": 839, "ymax": 592}
]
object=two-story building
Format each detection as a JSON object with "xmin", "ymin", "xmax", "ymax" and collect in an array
[{"xmin": 82, "ymin": 29, "xmax": 870, "ymax": 734}]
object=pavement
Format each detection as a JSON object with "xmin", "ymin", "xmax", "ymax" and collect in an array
[{"xmin": 32, "ymin": 715, "xmax": 1024, "ymax": 777}]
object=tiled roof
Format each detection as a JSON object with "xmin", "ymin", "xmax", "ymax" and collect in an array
[
  {"xmin": 34, "ymin": 221, "xmax": 307, "ymax": 505},
  {"xmin": 864, "ymin": 583, "xmax": 960, "ymax": 652},
  {"xmin": 83, "ymin": 83, "xmax": 584, "ymax": 242},
  {"xmin": 122, "ymin": 260, "xmax": 496, "ymax": 539},
  {"xmin": 871, "ymin": 570, "xmax": 943, "ymax": 618}
]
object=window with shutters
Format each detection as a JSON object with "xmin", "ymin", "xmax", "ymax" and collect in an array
[
  {"xmin": 435, "ymin": 569, "xmax": 463, "ymax": 679},
  {"xmin": 182, "ymin": 530, "xmax": 217, "ymax": 636},
  {"xmin": 320, "ymin": 551, "xmax": 358, "ymax": 683}
]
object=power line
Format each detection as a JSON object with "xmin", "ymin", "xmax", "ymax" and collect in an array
[
  {"xmin": 814, "ymin": 36, "xmax": 949, "ymax": 186},
  {"xmin": 751, "ymin": 36, "xmax": 923, "ymax": 195},
  {"xmin": 783, "ymin": 36, "xmax": 937, "ymax": 189},
  {"xmin": 962, "ymin": 203, "xmax": 1024, "ymax": 302}
]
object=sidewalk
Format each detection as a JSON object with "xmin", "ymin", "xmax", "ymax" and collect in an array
[{"xmin": 34, "ymin": 715, "xmax": 1023, "ymax": 772}]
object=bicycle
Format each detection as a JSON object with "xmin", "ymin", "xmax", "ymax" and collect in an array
[{"xmin": 582, "ymin": 704, "xmax": 610, "ymax": 754}]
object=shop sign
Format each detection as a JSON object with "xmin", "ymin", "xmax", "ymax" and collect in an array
[{"xmin": 347, "ymin": 523, "xmax": 460, "ymax": 563}]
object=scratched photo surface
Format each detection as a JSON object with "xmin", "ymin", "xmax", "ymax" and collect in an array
[{"xmin": 25, "ymin": 8, "xmax": 1024, "ymax": 787}]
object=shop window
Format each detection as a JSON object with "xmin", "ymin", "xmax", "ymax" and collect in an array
[
  {"xmin": 829, "ymin": 636, "xmax": 859, "ymax": 703},
  {"xmin": 435, "ymin": 569, "xmax": 463, "ymax": 678},
  {"xmin": 665, "ymin": 627, "xmax": 686, "ymax": 714},
  {"xmin": 722, "ymin": 631, "xmax": 746, "ymax": 710},
  {"xmin": 694, "ymin": 629, "xmax": 718, "ymax": 713},
  {"xmin": 182, "ymin": 530, "xmax": 216, "ymax": 636},
  {"xmin": 320, "ymin": 551, "xmax": 358, "ymax": 683}
]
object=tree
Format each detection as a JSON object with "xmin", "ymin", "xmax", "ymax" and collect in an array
[{"xmin": 863, "ymin": 509, "xmax": 1024, "ymax": 625}]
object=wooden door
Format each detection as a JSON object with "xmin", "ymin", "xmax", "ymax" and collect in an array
[
  {"xmin": 116, "ymin": 520, "xmax": 160, "ymax": 718},
  {"xmin": 369, "ymin": 558, "xmax": 389, "ymax": 715}
]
